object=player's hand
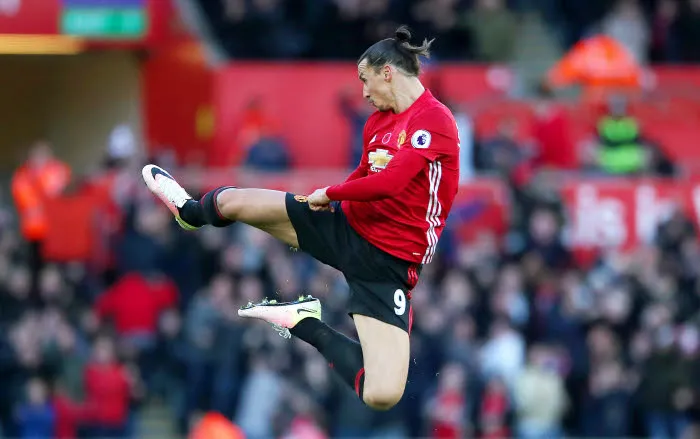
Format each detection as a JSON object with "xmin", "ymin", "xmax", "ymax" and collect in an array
[{"xmin": 308, "ymin": 187, "xmax": 332, "ymax": 211}]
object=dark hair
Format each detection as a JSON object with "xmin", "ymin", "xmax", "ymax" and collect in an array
[{"xmin": 358, "ymin": 25, "xmax": 434, "ymax": 77}]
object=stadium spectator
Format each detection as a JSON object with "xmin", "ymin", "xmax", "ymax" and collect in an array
[
  {"xmin": 190, "ymin": 412, "xmax": 246, "ymax": 439},
  {"xmin": 461, "ymin": 0, "xmax": 518, "ymax": 62},
  {"xmin": 636, "ymin": 326, "xmax": 693, "ymax": 439},
  {"xmin": 479, "ymin": 376, "xmax": 511, "ymax": 439},
  {"xmin": 601, "ymin": 0, "xmax": 650, "ymax": 65},
  {"xmin": 544, "ymin": 34, "xmax": 644, "ymax": 102},
  {"xmin": 592, "ymin": 95, "xmax": 650, "ymax": 175},
  {"xmin": 513, "ymin": 344, "xmax": 568, "ymax": 439},
  {"xmin": 192, "ymin": 0, "xmax": 700, "ymax": 65},
  {"xmin": 11, "ymin": 142, "xmax": 71, "ymax": 306},
  {"xmin": 408, "ymin": 0, "xmax": 473, "ymax": 60},
  {"xmin": 306, "ymin": 0, "xmax": 367, "ymax": 59},
  {"xmin": 424, "ymin": 362, "xmax": 471, "ymax": 439},
  {"xmin": 677, "ymin": 0, "xmax": 700, "ymax": 62},
  {"xmin": 82, "ymin": 335, "xmax": 133, "ymax": 437},
  {"xmin": 94, "ymin": 270, "xmax": 177, "ymax": 346},
  {"xmin": 528, "ymin": 85, "xmax": 578, "ymax": 171},
  {"xmin": 579, "ymin": 360, "xmax": 632, "ymax": 437},
  {"xmin": 476, "ymin": 117, "xmax": 533, "ymax": 185},
  {"xmin": 235, "ymin": 355, "xmax": 285, "ymax": 439},
  {"xmin": 15, "ymin": 377, "xmax": 56, "ymax": 439},
  {"xmin": 149, "ymin": 308, "xmax": 187, "ymax": 431},
  {"xmin": 243, "ymin": 135, "xmax": 291, "ymax": 171},
  {"xmin": 235, "ymin": 97, "xmax": 278, "ymax": 157},
  {"xmin": 183, "ymin": 273, "xmax": 246, "ymax": 424},
  {"xmin": 650, "ymin": 0, "xmax": 680, "ymax": 62},
  {"xmin": 480, "ymin": 318, "xmax": 526, "ymax": 391}
]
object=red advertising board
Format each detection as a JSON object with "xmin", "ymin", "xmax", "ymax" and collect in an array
[
  {"xmin": 451, "ymin": 177, "xmax": 511, "ymax": 241},
  {"xmin": 202, "ymin": 64, "xmax": 700, "ymax": 170},
  {"xmin": 560, "ymin": 178, "xmax": 700, "ymax": 254},
  {"xmin": 212, "ymin": 64, "xmax": 506, "ymax": 168},
  {"xmin": 0, "ymin": 0, "xmax": 60, "ymax": 34}
]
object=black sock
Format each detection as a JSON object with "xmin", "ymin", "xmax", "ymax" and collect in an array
[
  {"xmin": 291, "ymin": 318, "xmax": 365, "ymax": 398},
  {"xmin": 179, "ymin": 186, "xmax": 236, "ymax": 228}
]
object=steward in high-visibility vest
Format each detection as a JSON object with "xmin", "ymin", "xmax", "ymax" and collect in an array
[{"xmin": 11, "ymin": 143, "xmax": 71, "ymax": 243}]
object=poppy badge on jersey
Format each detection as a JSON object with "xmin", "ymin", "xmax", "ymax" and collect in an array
[{"xmin": 411, "ymin": 130, "xmax": 431, "ymax": 149}]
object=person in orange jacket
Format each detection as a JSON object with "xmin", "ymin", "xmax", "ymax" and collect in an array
[
  {"xmin": 11, "ymin": 141, "xmax": 71, "ymax": 304},
  {"xmin": 545, "ymin": 34, "xmax": 645, "ymax": 103},
  {"xmin": 189, "ymin": 412, "xmax": 246, "ymax": 439}
]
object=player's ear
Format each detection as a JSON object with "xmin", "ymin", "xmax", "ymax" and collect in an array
[{"xmin": 383, "ymin": 65, "xmax": 392, "ymax": 82}]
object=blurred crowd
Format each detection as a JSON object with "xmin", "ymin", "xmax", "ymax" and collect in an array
[
  {"xmin": 194, "ymin": 0, "xmax": 700, "ymax": 63},
  {"xmin": 0, "ymin": 132, "xmax": 699, "ymax": 439}
]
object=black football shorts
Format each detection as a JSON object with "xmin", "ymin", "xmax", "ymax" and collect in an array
[{"xmin": 285, "ymin": 193, "xmax": 421, "ymax": 333}]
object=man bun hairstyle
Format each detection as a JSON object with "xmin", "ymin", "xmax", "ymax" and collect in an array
[
  {"xmin": 359, "ymin": 25, "xmax": 435, "ymax": 77},
  {"xmin": 394, "ymin": 26, "xmax": 412, "ymax": 44}
]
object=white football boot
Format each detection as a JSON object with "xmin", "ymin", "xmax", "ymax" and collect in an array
[
  {"xmin": 141, "ymin": 164, "xmax": 200, "ymax": 231},
  {"xmin": 238, "ymin": 295, "xmax": 322, "ymax": 339}
]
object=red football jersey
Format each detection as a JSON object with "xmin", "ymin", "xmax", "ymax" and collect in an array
[{"xmin": 326, "ymin": 90, "xmax": 460, "ymax": 264}]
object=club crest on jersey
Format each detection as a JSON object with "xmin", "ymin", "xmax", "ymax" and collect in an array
[
  {"xmin": 397, "ymin": 130, "xmax": 407, "ymax": 148},
  {"xmin": 411, "ymin": 130, "xmax": 431, "ymax": 149},
  {"xmin": 368, "ymin": 149, "xmax": 393, "ymax": 172}
]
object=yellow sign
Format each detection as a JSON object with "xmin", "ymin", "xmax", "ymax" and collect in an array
[{"xmin": 196, "ymin": 105, "xmax": 215, "ymax": 140}]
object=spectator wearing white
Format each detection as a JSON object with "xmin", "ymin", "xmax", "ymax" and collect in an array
[{"xmin": 513, "ymin": 345, "xmax": 568, "ymax": 439}]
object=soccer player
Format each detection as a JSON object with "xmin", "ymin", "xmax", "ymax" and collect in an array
[{"xmin": 142, "ymin": 26, "xmax": 460, "ymax": 411}]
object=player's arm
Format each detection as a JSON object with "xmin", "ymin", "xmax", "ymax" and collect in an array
[
  {"xmin": 327, "ymin": 119, "xmax": 454, "ymax": 201},
  {"xmin": 326, "ymin": 147, "xmax": 428, "ymax": 202}
]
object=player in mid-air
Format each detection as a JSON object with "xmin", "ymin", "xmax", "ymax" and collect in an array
[{"xmin": 142, "ymin": 25, "xmax": 460, "ymax": 411}]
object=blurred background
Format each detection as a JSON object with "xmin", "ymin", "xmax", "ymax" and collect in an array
[{"xmin": 1, "ymin": 0, "xmax": 700, "ymax": 438}]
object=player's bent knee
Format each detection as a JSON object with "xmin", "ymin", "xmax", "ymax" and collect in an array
[
  {"xmin": 216, "ymin": 189, "xmax": 245, "ymax": 220},
  {"xmin": 362, "ymin": 384, "xmax": 405, "ymax": 410}
]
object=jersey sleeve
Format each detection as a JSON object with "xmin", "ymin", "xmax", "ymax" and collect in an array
[
  {"xmin": 405, "ymin": 111, "xmax": 459, "ymax": 162},
  {"xmin": 326, "ymin": 147, "xmax": 428, "ymax": 201}
]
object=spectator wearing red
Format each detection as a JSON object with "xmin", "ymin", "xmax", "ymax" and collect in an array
[
  {"xmin": 95, "ymin": 272, "xmax": 177, "ymax": 339},
  {"xmin": 479, "ymin": 377, "xmax": 511, "ymax": 439},
  {"xmin": 427, "ymin": 363, "xmax": 470, "ymax": 439},
  {"xmin": 528, "ymin": 84, "xmax": 578, "ymax": 171},
  {"xmin": 53, "ymin": 391, "xmax": 87, "ymax": 439},
  {"xmin": 83, "ymin": 336, "xmax": 131, "ymax": 437}
]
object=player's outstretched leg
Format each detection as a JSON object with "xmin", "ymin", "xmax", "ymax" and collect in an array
[
  {"xmin": 144, "ymin": 165, "xmax": 407, "ymax": 410},
  {"xmin": 239, "ymin": 296, "xmax": 404, "ymax": 409},
  {"xmin": 142, "ymin": 164, "xmax": 299, "ymax": 247}
]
